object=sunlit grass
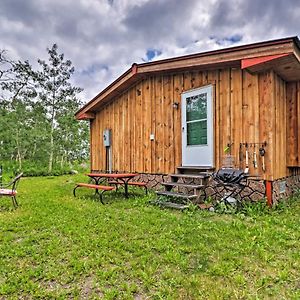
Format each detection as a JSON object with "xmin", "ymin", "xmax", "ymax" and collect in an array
[{"xmin": 0, "ymin": 174, "xmax": 300, "ymax": 299}]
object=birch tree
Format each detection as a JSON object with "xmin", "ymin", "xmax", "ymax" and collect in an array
[{"xmin": 36, "ymin": 44, "xmax": 82, "ymax": 172}]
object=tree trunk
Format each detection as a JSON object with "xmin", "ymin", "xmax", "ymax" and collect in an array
[
  {"xmin": 48, "ymin": 92, "xmax": 56, "ymax": 174},
  {"xmin": 60, "ymin": 152, "xmax": 65, "ymax": 168},
  {"xmin": 15, "ymin": 130, "xmax": 22, "ymax": 170},
  {"xmin": 48, "ymin": 128, "xmax": 54, "ymax": 173}
]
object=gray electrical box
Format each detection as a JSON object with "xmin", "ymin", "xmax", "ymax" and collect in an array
[{"xmin": 103, "ymin": 129, "xmax": 111, "ymax": 147}]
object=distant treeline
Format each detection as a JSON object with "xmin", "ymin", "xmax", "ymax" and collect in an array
[{"xmin": 0, "ymin": 44, "xmax": 89, "ymax": 175}]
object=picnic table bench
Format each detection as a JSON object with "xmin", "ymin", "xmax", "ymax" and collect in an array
[
  {"xmin": 73, "ymin": 183, "xmax": 114, "ymax": 204},
  {"xmin": 86, "ymin": 173, "xmax": 142, "ymax": 198},
  {"xmin": 108, "ymin": 180, "xmax": 148, "ymax": 195}
]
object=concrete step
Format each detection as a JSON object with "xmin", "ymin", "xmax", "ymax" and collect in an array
[
  {"xmin": 156, "ymin": 191, "xmax": 198, "ymax": 200},
  {"xmin": 161, "ymin": 182, "xmax": 204, "ymax": 189}
]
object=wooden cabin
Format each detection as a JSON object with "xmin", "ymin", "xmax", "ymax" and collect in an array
[{"xmin": 76, "ymin": 36, "xmax": 300, "ymax": 204}]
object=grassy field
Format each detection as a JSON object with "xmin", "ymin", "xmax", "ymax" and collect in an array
[{"xmin": 0, "ymin": 174, "xmax": 300, "ymax": 299}]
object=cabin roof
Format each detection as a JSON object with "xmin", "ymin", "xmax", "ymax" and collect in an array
[{"xmin": 76, "ymin": 36, "xmax": 300, "ymax": 120}]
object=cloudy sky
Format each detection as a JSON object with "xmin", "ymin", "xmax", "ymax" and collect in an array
[{"xmin": 0, "ymin": 0, "xmax": 299, "ymax": 104}]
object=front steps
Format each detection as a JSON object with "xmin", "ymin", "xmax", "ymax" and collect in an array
[
  {"xmin": 155, "ymin": 166, "xmax": 214, "ymax": 209},
  {"xmin": 176, "ymin": 166, "xmax": 214, "ymax": 175}
]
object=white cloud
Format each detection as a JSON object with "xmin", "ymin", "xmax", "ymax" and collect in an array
[{"xmin": 0, "ymin": 0, "xmax": 299, "ymax": 103}]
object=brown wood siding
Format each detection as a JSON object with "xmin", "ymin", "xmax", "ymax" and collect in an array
[
  {"xmin": 274, "ymin": 74, "xmax": 287, "ymax": 178},
  {"xmin": 286, "ymin": 81, "xmax": 300, "ymax": 167},
  {"xmin": 91, "ymin": 68, "xmax": 297, "ymax": 180}
]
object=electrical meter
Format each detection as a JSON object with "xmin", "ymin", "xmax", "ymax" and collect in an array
[{"xmin": 103, "ymin": 129, "xmax": 111, "ymax": 147}]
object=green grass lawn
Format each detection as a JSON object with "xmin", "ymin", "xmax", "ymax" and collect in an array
[{"xmin": 1, "ymin": 174, "xmax": 300, "ymax": 299}]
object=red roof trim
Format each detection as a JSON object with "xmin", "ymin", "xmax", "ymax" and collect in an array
[
  {"xmin": 241, "ymin": 53, "xmax": 290, "ymax": 69},
  {"xmin": 77, "ymin": 112, "xmax": 95, "ymax": 120}
]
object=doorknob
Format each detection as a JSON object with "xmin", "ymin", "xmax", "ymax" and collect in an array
[{"xmin": 182, "ymin": 127, "xmax": 185, "ymax": 131}]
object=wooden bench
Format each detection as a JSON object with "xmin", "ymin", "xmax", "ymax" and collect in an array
[
  {"xmin": 73, "ymin": 183, "xmax": 114, "ymax": 204},
  {"xmin": 108, "ymin": 181, "xmax": 148, "ymax": 195}
]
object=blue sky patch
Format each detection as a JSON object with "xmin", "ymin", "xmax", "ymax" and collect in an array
[
  {"xmin": 145, "ymin": 49, "xmax": 162, "ymax": 62},
  {"xmin": 211, "ymin": 34, "xmax": 243, "ymax": 46}
]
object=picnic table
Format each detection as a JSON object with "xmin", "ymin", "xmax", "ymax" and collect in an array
[{"xmin": 86, "ymin": 173, "xmax": 138, "ymax": 198}]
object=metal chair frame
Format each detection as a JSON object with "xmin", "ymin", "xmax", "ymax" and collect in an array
[{"xmin": 0, "ymin": 173, "xmax": 23, "ymax": 208}]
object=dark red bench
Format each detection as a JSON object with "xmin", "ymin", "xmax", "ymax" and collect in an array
[
  {"xmin": 0, "ymin": 173, "xmax": 23, "ymax": 208},
  {"xmin": 108, "ymin": 181, "xmax": 148, "ymax": 195},
  {"xmin": 73, "ymin": 183, "xmax": 114, "ymax": 204}
]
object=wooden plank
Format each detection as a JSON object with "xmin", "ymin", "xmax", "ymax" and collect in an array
[
  {"xmin": 242, "ymin": 71, "xmax": 260, "ymax": 175},
  {"xmin": 136, "ymin": 81, "xmax": 143, "ymax": 172},
  {"xmin": 108, "ymin": 103, "xmax": 113, "ymax": 171},
  {"xmin": 207, "ymin": 70, "xmax": 218, "ymax": 86},
  {"xmin": 123, "ymin": 92, "xmax": 130, "ymax": 172},
  {"xmin": 202, "ymin": 70, "xmax": 209, "ymax": 85},
  {"xmin": 143, "ymin": 78, "xmax": 151, "ymax": 173},
  {"xmin": 120, "ymin": 92, "xmax": 128, "ymax": 173},
  {"xmin": 251, "ymin": 72, "xmax": 259, "ymax": 175},
  {"xmin": 173, "ymin": 73, "xmax": 183, "ymax": 169},
  {"xmin": 273, "ymin": 75, "xmax": 287, "ymax": 178},
  {"xmin": 150, "ymin": 76, "xmax": 156, "ymax": 173},
  {"xmin": 113, "ymin": 98, "xmax": 119, "ymax": 171},
  {"xmin": 90, "ymin": 119, "xmax": 95, "ymax": 170},
  {"xmin": 148, "ymin": 77, "xmax": 154, "ymax": 173},
  {"xmin": 163, "ymin": 74, "xmax": 174, "ymax": 173},
  {"xmin": 155, "ymin": 75, "xmax": 163, "ymax": 173},
  {"xmin": 129, "ymin": 85, "xmax": 136, "ymax": 172},
  {"xmin": 274, "ymin": 76, "xmax": 280, "ymax": 178},
  {"xmin": 183, "ymin": 71, "xmax": 192, "ymax": 92},
  {"xmin": 97, "ymin": 110, "xmax": 102, "ymax": 171},
  {"xmin": 230, "ymin": 68, "xmax": 243, "ymax": 169},
  {"xmin": 258, "ymin": 71, "xmax": 275, "ymax": 180},
  {"xmin": 286, "ymin": 82, "xmax": 298, "ymax": 166},
  {"xmin": 193, "ymin": 70, "xmax": 204, "ymax": 88},
  {"xmin": 214, "ymin": 70, "xmax": 221, "ymax": 169},
  {"xmin": 190, "ymin": 71, "xmax": 196, "ymax": 89},
  {"xmin": 119, "ymin": 94, "xmax": 124, "ymax": 171},
  {"xmin": 219, "ymin": 69, "xmax": 231, "ymax": 167},
  {"xmin": 281, "ymin": 78, "xmax": 287, "ymax": 176},
  {"xmin": 207, "ymin": 70, "xmax": 219, "ymax": 168}
]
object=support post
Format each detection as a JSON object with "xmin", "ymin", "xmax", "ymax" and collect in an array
[{"xmin": 265, "ymin": 180, "xmax": 273, "ymax": 207}]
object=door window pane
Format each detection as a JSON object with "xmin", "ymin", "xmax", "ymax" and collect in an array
[
  {"xmin": 186, "ymin": 93, "xmax": 207, "ymax": 122},
  {"xmin": 187, "ymin": 120, "xmax": 207, "ymax": 145}
]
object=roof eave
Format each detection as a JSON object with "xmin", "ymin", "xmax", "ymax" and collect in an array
[{"xmin": 76, "ymin": 36, "xmax": 300, "ymax": 119}]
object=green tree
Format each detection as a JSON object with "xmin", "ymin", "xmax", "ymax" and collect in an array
[
  {"xmin": 0, "ymin": 45, "xmax": 87, "ymax": 174},
  {"xmin": 0, "ymin": 58, "xmax": 38, "ymax": 169},
  {"xmin": 36, "ymin": 44, "xmax": 83, "ymax": 172}
]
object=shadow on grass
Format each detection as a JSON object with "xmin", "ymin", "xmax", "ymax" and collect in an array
[{"xmin": 73, "ymin": 186, "xmax": 151, "ymax": 206}]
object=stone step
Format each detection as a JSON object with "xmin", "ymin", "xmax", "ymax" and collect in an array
[
  {"xmin": 161, "ymin": 182, "xmax": 204, "ymax": 189},
  {"xmin": 154, "ymin": 201, "xmax": 189, "ymax": 210},
  {"xmin": 156, "ymin": 191, "xmax": 198, "ymax": 200}
]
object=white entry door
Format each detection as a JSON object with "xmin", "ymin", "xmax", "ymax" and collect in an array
[{"xmin": 181, "ymin": 85, "xmax": 214, "ymax": 167}]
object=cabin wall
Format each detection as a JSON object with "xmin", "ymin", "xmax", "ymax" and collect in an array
[
  {"xmin": 90, "ymin": 68, "xmax": 296, "ymax": 181},
  {"xmin": 273, "ymin": 73, "xmax": 287, "ymax": 179},
  {"xmin": 286, "ymin": 81, "xmax": 300, "ymax": 168}
]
